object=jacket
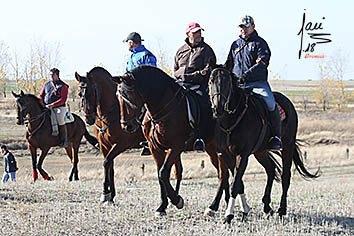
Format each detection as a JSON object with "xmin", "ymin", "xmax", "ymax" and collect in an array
[
  {"xmin": 39, "ymin": 80, "xmax": 69, "ymax": 107},
  {"xmin": 174, "ymin": 37, "xmax": 216, "ymax": 89},
  {"xmin": 225, "ymin": 30, "xmax": 271, "ymax": 83},
  {"xmin": 126, "ymin": 45, "xmax": 157, "ymax": 71},
  {"xmin": 3, "ymin": 151, "xmax": 17, "ymax": 173}
]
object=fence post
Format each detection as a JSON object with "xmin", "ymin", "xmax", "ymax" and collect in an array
[{"xmin": 346, "ymin": 148, "xmax": 350, "ymax": 159}]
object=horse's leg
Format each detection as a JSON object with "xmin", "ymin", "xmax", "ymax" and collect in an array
[
  {"xmin": 159, "ymin": 148, "xmax": 184, "ymax": 209},
  {"xmin": 151, "ymin": 147, "xmax": 169, "ymax": 216},
  {"xmin": 29, "ymin": 145, "xmax": 38, "ymax": 182},
  {"xmin": 37, "ymin": 147, "xmax": 52, "ymax": 180},
  {"xmin": 102, "ymin": 143, "xmax": 122, "ymax": 203},
  {"xmin": 254, "ymin": 151, "xmax": 276, "ymax": 215},
  {"xmin": 204, "ymin": 143, "xmax": 230, "ymax": 217},
  {"xmin": 109, "ymin": 159, "xmax": 115, "ymax": 200},
  {"xmin": 224, "ymin": 153, "xmax": 250, "ymax": 224},
  {"xmin": 72, "ymin": 142, "xmax": 80, "ymax": 181},
  {"xmin": 64, "ymin": 144, "xmax": 75, "ymax": 181},
  {"xmin": 173, "ymin": 155, "xmax": 183, "ymax": 195},
  {"xmin": 278, "ymin": 140, "xmax": 294, "ymax": 217}
]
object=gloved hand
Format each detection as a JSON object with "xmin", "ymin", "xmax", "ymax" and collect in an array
[{"xmin": 239, "ymin": 73, "xmax": 248, "ymax": 84}]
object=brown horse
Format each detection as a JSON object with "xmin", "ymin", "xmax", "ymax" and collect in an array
[
  {"xmin": 75, "ymin": 67, "xmax": 184, "ymax": 204},
  {"xmin": 12, "ymin": 91, "xmax": 98, "ymax": 182},
  {"xmin": 209, "ymin": 67, "xmax": 321, "ymax": 224},
  {"xmin": 112, "ymin": 65, "xmax": 284, "ymax": 217}
]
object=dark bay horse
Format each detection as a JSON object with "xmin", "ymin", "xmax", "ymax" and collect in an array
[
  {"xmin": 75, "ymin": 67, "xmax": 184, "ymax": 204},
  {"xmin": 209, "ymin": 67, "xmax": 320, "ymax": 224},
  {"xmin": 12, "ymin": 91, "xmax": 98, "ymax": 181},
  {"xmin": 111, "ymin": 65, "xmax": 284, "ymax": 217}
]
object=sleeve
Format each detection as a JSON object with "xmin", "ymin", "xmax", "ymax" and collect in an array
[
  {"xmin": 244, "ymin": 40, "xmax": 270, "ymax": 82},
  {"xmin": 51, "ymin": 84, "xmax": 68, "ymax": 107},
  {"xmin": 173, "ymin": 51, "xmax": 186, "ymax": 80},
  {"xmin": 39, "ymin": 84, "xmax": 46, "ymax": 105},
  {"xmin": 183, "ymin": 46, "xmax": 216, "ymax": 85},
  {"xmin": 224, "ymin": 43, "xmax": 235, "ymax": 72},
  {"xmin": 145, "ymin": 54, "xmax": 157, "ymax": 67}
]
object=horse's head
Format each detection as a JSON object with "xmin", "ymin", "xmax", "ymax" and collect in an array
[
  {"xmin": 12, "ymin": 90, "xmax": 42, "ymax": 125},
  {"xmin": 209, "ymin": 66, "xmax": 238, "ymax": 119},
  {"xmin": 75, "ymin": 72, "xmax": 99, "ymax": 125},
  {"xmin": 111, "ymin": 72, "xmax": 143, "ymax": 133}
]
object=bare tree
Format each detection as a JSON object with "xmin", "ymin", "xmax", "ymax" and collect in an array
[{"xmin": 0, "ymin": 41, "xmax": 11, "ymax": 97}]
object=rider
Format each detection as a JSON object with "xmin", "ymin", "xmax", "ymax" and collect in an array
[
  {"xmin": 224, "ymin": 15, "xmax": 282, "ymax": 150},
  {"xmin": 39, "ymin": 68, "xmax": 69, "ymax": 148},
  {"xmin": 124, "ymin": 32, "xmax": 157, "ymax": 71},
  {"xmin": 174, "ymin": 22, "xmax": 216, "ymax": 152},
  {"xmin": 123, "ymin": 32, "xmax": 157, "ymax": 155}
]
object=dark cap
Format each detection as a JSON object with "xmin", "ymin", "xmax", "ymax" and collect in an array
[
  {"xmin": 123, "ymin": 32, "xmax": 144, "ymax": 43},
  {"xmin": 50, "ymin": 68, "xmax": 60, "ymax": 75}
]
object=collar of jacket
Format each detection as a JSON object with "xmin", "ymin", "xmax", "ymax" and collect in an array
[
  {"xmin": 239, "ymin": 30, "xmax": 258, "ymax": 42},
  {"xmin": 184, "ymin": 37, "xmax": 205, "ymax": 48},
  {"xmin": 131, "ymin": 45, "xmax": 146, "ymax": 53}
]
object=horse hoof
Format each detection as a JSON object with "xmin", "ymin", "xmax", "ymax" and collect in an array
[
  {"xmin": 175, "ymin": 195, "xmax": 184, "ymax": 209},
  {"xmin": 223, "ymin": 214, "xmax": 234, "ymax": 224},
  {"xmin": 47, "ymin": 176, "xmax": 54, "ymax": 181},
  {"xmin": 204, "ymin": 208, "xmax": 216, "ymax": 217},
  {"xmin": 241, "ymin": 212, "xmax": 248, "ymax": 222},
  {"xmin": 100, "ymin": 193, "xmax": 112, "ymax": 203},
  {"xmin": 155, "ymin": 211, "xmax": 167, "ymax": 217}
]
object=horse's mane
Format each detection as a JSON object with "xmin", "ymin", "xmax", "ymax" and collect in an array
[
  {"xmin": 87, "ymin": 66, "xmax": 114, "ymax": 85},
  {"xmin": 25, "ymin": 93, "xmax": 45, "ymax": 109},
  {"xmin": 130, "ymin": 65, "xmax": 178, "ymax": 89}
]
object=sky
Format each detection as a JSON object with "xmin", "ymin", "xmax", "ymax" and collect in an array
[{"xmin": 1, "ymin": 0, "xmax": 354, "ymax": 81}]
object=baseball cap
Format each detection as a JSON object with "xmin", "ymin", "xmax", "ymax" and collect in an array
[
  {"xmin": 186, "ymin": 22, "xmax": 204, "ymax": 34},
  {"xmin": 50, "ymin": 68, "xmax": 60, "ymax": 75},
  {"xmin": 123, "ymin": 32, "xmax": 144, "ymax": 43},
  {"xmin": 239, "ymin": 15, "xmax": 254, "ymax": 27}
]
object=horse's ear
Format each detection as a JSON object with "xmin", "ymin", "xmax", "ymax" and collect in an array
[
  {"xmin": 75, "ymin": 72, "xmax": 81, "ymax": 82},
  {"xmin": 111, "ymin": 76, "xmax": 122, "ymax": 84},
  {"xmin": 11, "ymin": 91, "xmax": 19, "ymax": 98},
  {"xmin": 20, "ymin": 90, "xmax": 25, "ymax": 96}
]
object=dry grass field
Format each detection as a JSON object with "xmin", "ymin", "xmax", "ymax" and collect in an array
[{"xmin": 0, "ymin": 86, "xmax": 354, "ymax": 235}]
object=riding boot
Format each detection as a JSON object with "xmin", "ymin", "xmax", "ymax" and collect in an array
[
  {"xmin": 59, "ymin": 125, "xmax": 69, "ymax": 148},
  {"xmin": 268, "ymin": 106, "xmax": 282, "ymax": 150},
  {"xmin": 139, "ymin": 140, "xmax": 151, "ymax": 156}
]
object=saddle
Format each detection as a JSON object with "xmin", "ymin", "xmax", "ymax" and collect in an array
[{"xmin": 179, "ymin": 83, "xmax": 201, "ymax": 130}]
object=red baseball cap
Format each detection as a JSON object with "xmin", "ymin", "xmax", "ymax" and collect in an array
[{"xmin": 186, "ymin": 22, "xmax": 204, "ymax": 34}]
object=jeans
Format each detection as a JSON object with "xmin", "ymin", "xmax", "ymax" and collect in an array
[
  {"xmin": 2, "ymin": 171, "xmax": 16, "ymax": 183},
  {"xmin": 245, "ymin": 81, "xmax": 276, "ymax": 111}
]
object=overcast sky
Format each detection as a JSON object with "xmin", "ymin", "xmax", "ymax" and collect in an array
[{"xmin": 1, "ymin": 0, "xmax": 353, "ymax": 81}]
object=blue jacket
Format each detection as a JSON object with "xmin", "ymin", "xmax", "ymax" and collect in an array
[
  {"xmin": 225, "ymin": 30, "xmax": 271, "ymax": 83},
  {"xmin": 126, "ymin": 45, "xmax": 157, "ymax": 71}
]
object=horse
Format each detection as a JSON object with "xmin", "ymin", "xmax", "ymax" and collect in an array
[
  {"xmin": 208, "ymin": 66, "xmax": 321, "ymax": 224},
  {"xmin": 111, "ymin": 65, "xmax": 283, "ymax": 218},
  {"xmin": 12, "ymin": 91, "xmax": 99, "ymax": 182},
  {"xmin": 75, "ymin": 67, "xmax": 184, "ymax": 204}
]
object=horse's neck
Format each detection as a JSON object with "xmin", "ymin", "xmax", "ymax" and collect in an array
[
  {"xmin": 26, "ymin": 105, "xmax": 46, "ymax": 127},
  {"xmin": 96, "ymin": 82, "xmax": 119, "ymax": 116},
  {"xmin": 145, "ymin": 84, "xmax": 179, "ymax": 115}
]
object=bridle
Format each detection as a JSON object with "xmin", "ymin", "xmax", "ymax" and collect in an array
[{"xmin": 210, "ymin": 68, "xmax": 244, "ymax": 118}]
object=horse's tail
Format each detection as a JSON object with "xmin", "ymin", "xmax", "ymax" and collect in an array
[
  {"xmin": 267, "ymin": 151, "xmax": 282, "ymax": 182},
  {"xmin": 84, "ymin": 129, "xmax": 100, "ymax": 150},
  {"xmin": 293, "ymin": 140, "xmax": 321, "ymax": 179}
]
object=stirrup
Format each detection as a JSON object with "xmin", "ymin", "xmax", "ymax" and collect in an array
[
  {"xmin": 268, "ymin": 136, "xmax": 282, "ymax": 151},
  {"xmin": 140, "ymin": 147, "xmax": 151, "ymax": 156},
  {"xmin": 139, "ymin": 141, "xmax": 148, "ymax": 148},
  {"xmin": 193, "ymin": 138, "xmax": 205, "ymax": 152}
]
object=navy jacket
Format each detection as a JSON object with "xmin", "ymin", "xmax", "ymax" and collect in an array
[
  {"xmin": 225, "ymin": 30, "xmax": 270, "ymax": 83},
  {"xmin": 3, "ymin": 151, "xmax": 17, "ymax": 173}
]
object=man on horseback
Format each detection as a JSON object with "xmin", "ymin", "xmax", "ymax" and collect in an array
[
  {"xmin": 224, "ymin": 15, "xmax": 282, "ymax": 150},
  {"xmin": 174, "ymin": 22, "xmax": 216, "ymax": 152},
  {"xmin": 39, "ymin": 68, "xmax": 69, "ymax": 148},
  {"xmin": 124, "ymin": 32, "xmax": 157, "ymax": 71},
  {"xmin": 124, "ymin": 32, "xmax": 157, "ymax": 155}
]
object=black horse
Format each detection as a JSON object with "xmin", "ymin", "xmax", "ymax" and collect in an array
[{"xmin": 209, "ymin": 67, "xmax": 320, "ymax": 224}]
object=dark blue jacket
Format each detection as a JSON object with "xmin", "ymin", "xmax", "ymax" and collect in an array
[
  {"xmin": 3, "ymin": 151, "xmax": 17, "ymax": 173},
  {"xmin": 126, "ymin": 45, "xmax": 157, "ymax": 71},
  {"xmin": 40, "ymin": 80, "xmax": 68, "ymax": 107},
  {"xmin": 225, "ymin": 30, "xmax": 271, "ymax": 83}
]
